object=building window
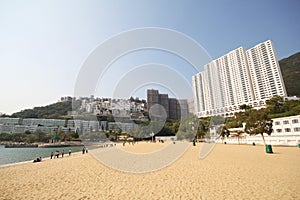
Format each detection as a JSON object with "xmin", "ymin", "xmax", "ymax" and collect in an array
[
  {"xmin": 294, "ymin": 127, "xmax": 300, "ymax": 132},
  {"xmin": 274, "ymin": 121, "xmax": 280, "ymax": 125},
  {"xmin": 292, "ymin": 119, "xmax": 299, "ymax": 124},
  {"xmin": 284, "ymin": 128, "xmax": 291, "ymax": 132},
  {"xmin": 283, "ymin": 120, "xmax": 289, "ymax": 125},
  {"xmin": 276, "ymin": 129, "xmax": 282, "ymax": 133}
]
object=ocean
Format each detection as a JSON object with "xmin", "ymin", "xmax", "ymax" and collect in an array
[{"xmin": 0, "ymin": 145, "xmax": 84, "ymax": 166}]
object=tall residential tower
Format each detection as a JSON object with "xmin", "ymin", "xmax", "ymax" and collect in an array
[{"xmin": 192, "ymin": 40, "xmax": 287, "ymax": 117}]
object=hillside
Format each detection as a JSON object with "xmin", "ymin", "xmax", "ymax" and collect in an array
[
  {"xmin": 10, "ymin": 101, "xmax": 72, "ymax": 119},
  {"xmin": 279, "ymin": 52, "xmax": 300, "ymax": 96}
]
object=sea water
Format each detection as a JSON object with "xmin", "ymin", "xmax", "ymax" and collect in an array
[{"xmin": 0, "ymin": 145, "xmax": 84, "ymax": 166}]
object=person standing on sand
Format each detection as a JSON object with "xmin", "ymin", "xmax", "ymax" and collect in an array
[
  {"xmin": 82, "ymin": 147, "xmax": 85, "ymax": 154},
  {"xmin": 61, "ymin": 149, "xmax": 64, "ymax": 157},
  {"xmin": 86, "ymin": 148, "xmax": 88, "ymax": 153},
  {"xmin": 55, "ymin": 150, "xmax": 59, "ymax": 158},
  {"xmin": 69, "ymin": 150, "xmax": 71, "ymax": 156},
  {"xmin": 50, "ymin": 152, "xmax": 54, "ymax": 159}
]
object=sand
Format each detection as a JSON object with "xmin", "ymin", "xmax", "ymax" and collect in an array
[{"xmin": 0, "ymin": 142, "xmax": 299, "ymax": 200}]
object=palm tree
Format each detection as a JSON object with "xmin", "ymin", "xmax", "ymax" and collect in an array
[{"xmin": 219, "ymin": 125, "xmax": 229, "ymax": 143}]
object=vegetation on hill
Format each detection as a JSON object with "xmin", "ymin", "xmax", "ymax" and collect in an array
[
  {"xmin": 279, "ymin": 52, "xmax": 300, "ymax": 96},
  {"xmin": 10, "ymin": 101, "xmax": 72, "ymax": 119},
  {"xmin": 226, "ymin": 96, "xmax": 300, "ymax": 129}
]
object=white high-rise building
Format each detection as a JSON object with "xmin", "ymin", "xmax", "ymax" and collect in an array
[
  {"xmin": 192, "ymin": 40, "xmax": 287, "ymax": 118},
  {"xmin": 246, "ymin": 40, "xmax": 286, "ymax": 103}
]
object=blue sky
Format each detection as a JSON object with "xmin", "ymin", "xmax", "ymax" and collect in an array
[{"xmin": 0, "ymin": 0, "xmax": 299, "ymax": 114}]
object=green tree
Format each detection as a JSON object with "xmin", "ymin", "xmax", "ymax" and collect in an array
[
  {"xmin": 72, "ymin": 130, "xmax": 79, "ymax": 139},
  {"xmin": 177, "ymin": 114, "xmax": 198, "ymax": 141},
  {"xmin": 157, "ymin": 120, "xmax": 179, "ymax": 136},
  {"xmin": 197, "ymin": 117, "xmax": 210, "ymax": 138},
  {"xmin": 24, "ymin": 134, "xmax": 38, "ymax": 143},
  {"xmin": 11, "ymin": 133, "xmax": 27, "ymax": 143},
  {"xmin": 34, "ymin": 130, "xmax": 51, "ymax": 143},
  {"xmin": 81, "ymin": 132, "xmax": 107, "ymax": 142},
  {"xmin": 239, "ymin": 104, "xmax": 252, "ymax": 111},
  {"xmin": 0, "ymin": 133, "xmax": 12, "ymax": 141},
  {"xmin": 266, "ymin": 96, "xmax": 285, "ymax": 114},
  {"xmin": 57, "ymin": 128, "xmax": 66, "ymax": 141},
  {"xmin": 245, "ymin": 109, "xmax": 272, "ymax": 145},
  {"xmin": 219, "ymin": 125, "xmax": 230, "ymax": 143}
]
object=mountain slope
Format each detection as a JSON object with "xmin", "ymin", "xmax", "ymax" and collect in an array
[
  {"xmin": 279, "ymin": 52, "xmax": 300, "ymax": 96},
  {"xmin": 10, "ymin": 101, "xmax": 72, "ymax": 119}
]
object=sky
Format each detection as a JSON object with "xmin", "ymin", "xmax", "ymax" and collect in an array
[{"xmin": 0, "ymin": 0, "xmax": 299, "ymax": 114}]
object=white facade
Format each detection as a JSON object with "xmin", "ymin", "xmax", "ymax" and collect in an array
[
  {"xmin": 22, "ymin": 118, "xmax": 65, "ymax": 127},
  {"xmin": 192, "ymin": 40, "xmax": 287, "ymax": 117},
  {"xmin": 272, "ymin": 115, "xmax": 300, "ymax": 136},
  {"xmin": 0, "ymin": 118, "xmax": 22, "ymax": 125}
]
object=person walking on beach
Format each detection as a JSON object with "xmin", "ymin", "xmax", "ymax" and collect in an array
[
  {"xmin": 50, "ymin": 152, "xmax": 54, "ymax": 159},
  {"xmin": 85, "ymin": 148, "xmax": 88, "ymax": 154},
  {"xmin": 55, "ymin": 150, "xmax": 59, "ymax": 158},
  {"xmin": 69, "ymin": 149, "xmax": 71, "ymax": 156},
  {"xmin": 61, "ymin": 149, "xmax": 64, "ymax": 157},
  {"xmin": 82, "ymin": 147, "xmax": 86, "ymax": 154}
]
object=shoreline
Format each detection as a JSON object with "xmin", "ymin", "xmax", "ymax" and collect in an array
[
  {"xmin": 0, "ymin": 143, "xmax": 117, "ymax": 168},
  {"xmin": 0, "ymin": 150, "xmax": 84, "ymax": 168},
  {"xmin": 0, "ymin": 147, "xmax": 96, "ymax": 170},
  {"xmin": 1, "ymin": 141, "xmax": 83, "ymax": 148},
  {"xmin": 0, "ymin": 145, "xmax": 85, "ymax": 167}
]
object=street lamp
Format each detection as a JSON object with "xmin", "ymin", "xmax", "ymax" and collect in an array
[{"xmin": 150, "ymin": 132, "xmax": 154, "ymax": 143}]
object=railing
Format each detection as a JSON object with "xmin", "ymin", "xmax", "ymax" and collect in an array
[{"xmin": 217, "ymin": 135, "xmax": 300, "ymax": 146}]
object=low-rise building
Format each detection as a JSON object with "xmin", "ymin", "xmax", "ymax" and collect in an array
[
  {"xmin": 272, "ymin": 115, "xmax": 300, "ymax": 136},
  {"xmin": 0, "ymin": 117, "xmax": 22, "ymax": 125},
  {"xmin": 218, "ymin": 115, "xmax": 300, "ymax": 146},
  {"xmin": 22, "ymin": 118, "xmax": 66, "ymax": 127}
]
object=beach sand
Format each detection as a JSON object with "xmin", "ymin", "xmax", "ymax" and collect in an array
[{"xmin": 0, "ymin": 143, "xmax": 299, "ymax": 199}]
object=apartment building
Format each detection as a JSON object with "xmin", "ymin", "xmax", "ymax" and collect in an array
[{"xmin": 192, "ymin": 40, "xmax": 287, "ymax": 117}]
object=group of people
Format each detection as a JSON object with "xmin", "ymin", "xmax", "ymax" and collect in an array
[
  {"xmin": 50, "ymin": 149, "xmax": 72, "ymax": 159},
  {"xmin": 33, "ymin": 157, "xmax": 42, "ymax": 163},
  {"xmin": 123, "ymin": 141, "xmax": 136, "ymax": 146},
  {"xmin": 33, "ymin": 147, "xmax": 89, "ymax": 163}
]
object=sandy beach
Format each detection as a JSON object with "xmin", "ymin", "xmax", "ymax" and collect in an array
[{"xmin": 0, "ymin": 142, "xmax": 299, "ymax": 199}]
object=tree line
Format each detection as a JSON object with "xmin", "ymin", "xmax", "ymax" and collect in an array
[{"xmin": 0, "ymin": 129, "xmax": 80, "ymax": 143}]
